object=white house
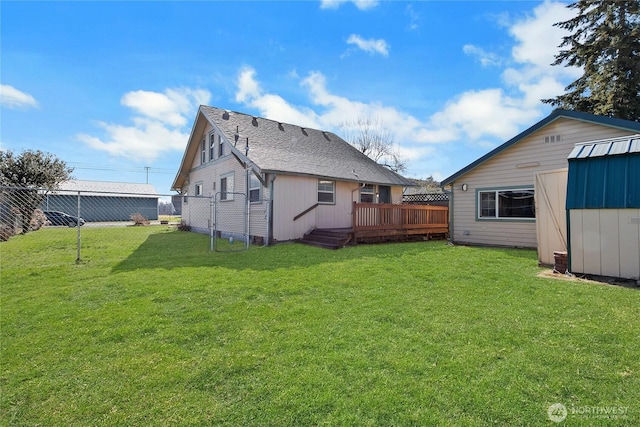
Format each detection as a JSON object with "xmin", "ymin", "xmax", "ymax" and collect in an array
[{"xmin": 172, "ymin": 106, "xmax": 415, "ymax": 245}]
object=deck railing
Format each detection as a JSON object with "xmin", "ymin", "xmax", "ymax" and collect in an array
[{"xmin": 352, "ymin": 202, "xmax": 449, "ymax": 240}]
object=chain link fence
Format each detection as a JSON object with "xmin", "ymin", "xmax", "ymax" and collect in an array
[{"xmin": 1, "ymin": 185, "xmax": 270, "ymax": 260}]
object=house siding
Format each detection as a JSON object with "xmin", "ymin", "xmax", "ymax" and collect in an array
[
  {"xmin": 272, "ymin": 176, "xmax": 354, "ymax": 241},
  {"xmin": 449, "ymin": 118, "xmax": 636, "ymax": 248},
  {"xmin": 181, "ymin": 123, "xmax": 270, "ymax": 239}
]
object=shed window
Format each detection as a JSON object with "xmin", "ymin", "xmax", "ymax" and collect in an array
[
  {"xmin": 195, "ymin": 183, "xmax": 203, "ymax": 196},
  {"xmin": 478, "ymin": 189, "xmax": 535, "ymax": 219},
  {"xmin": 318, "ymin": 180, "xmax": 335, "ymax": 204}
]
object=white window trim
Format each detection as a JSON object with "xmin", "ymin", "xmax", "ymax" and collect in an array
[
  {"xmin": 249, "ymin": 174, "xmax": 261, "ymax": 203},
  {"xmin": 360, "ymin": 183, "xmax": 375, "ymax": 203},
  {"xmin": 195, "ymin": 182, "xmax": 203, "ymax": 196},
  {"xmin": 209, "ymin": 133, "xmax": 216, "ymax": 161},
  {"xmin": 317, "ymin": 179, "xmax": 335, "ymax": 204},
  {"xmin": 220, "ymin": 172, "xmax": 234, "ymax": 201},
  {"xmin": 218, "ymin": 135, "xmax": 224, "ymax": 158}
]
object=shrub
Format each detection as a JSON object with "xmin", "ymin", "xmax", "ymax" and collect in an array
[
  {"xmin": 0, "ymin": 225, "xmax": 12, "ymax": 241},
  {"xmin": 30, "ymin": 209, "xmax": 48, "ymax": 231},
  {"xmin": 130, "ymin": 213, "xmax": 150, "ymax": 226}
]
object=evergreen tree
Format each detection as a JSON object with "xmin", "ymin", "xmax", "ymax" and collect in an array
[{"xmin": 543, "ymin": 0, "xmax": 640, "ymax": 121}]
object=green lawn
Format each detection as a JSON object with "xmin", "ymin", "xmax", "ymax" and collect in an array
[{"xmin": 1, "ymin": 226, "xmax": 638, "ymax": 426}]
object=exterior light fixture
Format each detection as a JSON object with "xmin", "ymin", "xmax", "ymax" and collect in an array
[{"xmin": 461, "ymin": 184, "xmax": 468, "ymax": 191}]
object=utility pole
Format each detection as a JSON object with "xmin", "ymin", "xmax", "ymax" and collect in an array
[{"xmin": 144, "ymin": 167, "xmax": 150, "ymax": 184}]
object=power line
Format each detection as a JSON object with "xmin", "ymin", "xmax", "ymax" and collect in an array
[{"xmin": 67, "ymin": 163, "xmax": 175, "ymax": 175}]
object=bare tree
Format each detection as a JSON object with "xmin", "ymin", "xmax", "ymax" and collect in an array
[{"xmin": 339, "ymin": 116, "xmax": 407, "ymax": 173}]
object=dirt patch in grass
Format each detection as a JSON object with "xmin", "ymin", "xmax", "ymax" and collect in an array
[{"xmin": 538, "ymin": 269, "xmax": 640, "ymax": 290}]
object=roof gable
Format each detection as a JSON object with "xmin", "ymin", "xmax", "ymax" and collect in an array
[
  {"xmin": 441, "ymin": 110, "xmax": 640, "ymax": 185},
  {"xmin": 172, "ymin": 106, "xmax": 415, "ymax": 190}
]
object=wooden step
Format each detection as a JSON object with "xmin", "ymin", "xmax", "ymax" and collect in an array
[{"xmin": 299, "ymin": 228, "xmax": 353, "ymax": 249}]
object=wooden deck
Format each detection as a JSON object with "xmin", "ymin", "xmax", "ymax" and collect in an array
[{"xmin": 352, "ymin": 202, "xmax": 449, "ymax": 243}]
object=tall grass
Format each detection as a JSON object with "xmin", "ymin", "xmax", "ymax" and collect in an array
[{"xmin": 1, "ymin": 226, "xmax": 638, "ymax": 425}]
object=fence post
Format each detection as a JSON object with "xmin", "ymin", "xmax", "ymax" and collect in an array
[{"xmin": 76, "ymin": 190, "xmax": 82, "ymax": 264}]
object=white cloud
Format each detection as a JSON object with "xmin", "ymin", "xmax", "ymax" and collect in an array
[
  {"xmin": 78, "ymin": 87, "xmax": 210, "ymax": 162},
  {"xmin": 0, "ymin": 85, "xmax": 39, "ymax": 109},
  {"xmin": 320, "ymin": 0, "xmax": 378, "ymax": 10},
  {"xmin": 502, "ymin": 0, "xmax": 581, "ymax": 103},
  {"xmin": 121, "ymin": 88, "xmax": 209, "ymax": 127},
  {"xmin": 235, "ymin": 67, "xmax": 321, "ymax": 129},
  {"xmin": 346, "ymin": 34, "xmax": 389, "ymax": 56},
  {"xmin": 405, "ymin": 4, "xmax": 421, "ymax": 32},
  {"xmin": 463, "ymin": 44, "xmax": 501, "ymax": 67},
  {"xmin": 234, "ymin": 1, "xmax": 581, "ymax": 180},
  {"xmin": 424, "ymin": 89, "xmax": 540, "ymax": 142}
]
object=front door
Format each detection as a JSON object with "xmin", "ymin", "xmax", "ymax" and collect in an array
[{"xmin": 379, "ymin": 185, "xmax": 391, "ymax": 204}]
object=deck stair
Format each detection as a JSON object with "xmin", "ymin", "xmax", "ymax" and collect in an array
[{"xmin": 299, "ymin": 228, "xmax": 353, "ymax": 249}]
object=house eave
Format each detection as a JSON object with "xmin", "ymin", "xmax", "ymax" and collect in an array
[{"xmin": 441, "ymin": 109, "xmax": 640, "ymax": 186}]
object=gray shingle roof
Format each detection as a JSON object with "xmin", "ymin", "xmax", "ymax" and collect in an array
[{"xmin": 199, "ymin": 106, "xmax": 414, "ymax": 186}]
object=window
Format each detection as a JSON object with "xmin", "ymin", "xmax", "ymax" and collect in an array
[
  {"xmin": 218, "ymin": 135, "xmax": 224, "ymax": 157},
  {"xmin": 249, "ymin": 174, "xmax": 261, "ymax": 203},
  {"xmin": 360, "ymin": 183, "xmax": 375, "ymax": 203},
  {"xmin": 200, "ymin": 139, "xmax": 206, "ymax": 164},
  {"xmin": 209, "ymin": 133, "xmax": 216, "ymax": 160},
  {"xmin": 318, "ymin": 180, "xmax": 335, "ymax": 204},
  {"xmin": 478, "ymin": 188, "xmax": 535, "ymax": 219},
  {"xmin": 195, "ymin": 183, "xmax": 203, "ymax": 196},
  {"xmin": 220, "ymin": 173, "xmax": 234, "ymax": 201}
]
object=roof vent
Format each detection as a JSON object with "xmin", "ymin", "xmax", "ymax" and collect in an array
[
  {"xmin": 322, "ymin": 131, "xmax": 331, "ymax": 141},
  {"xmin": 544, "ymin": 134, "xmax": 562, "ymax": 143},
  {"xmin": 278, "ymin": 123, "xmax": 285, "ymax": 131},
  {"xmin": 222, "ymin": 111, "xmax": 230, "ymax": 120},
  {"xmin": 301, "ymin": 127, "xmax": 308, "ymax": 136},
  {"xmin": 252, "ymin": 117, "xmax": 258, "ymax": 127}
]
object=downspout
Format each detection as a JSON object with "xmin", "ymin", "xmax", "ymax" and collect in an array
[
  {"xmin": 268, "ymin": 174, "xmax": 276, "ymax": 245},
  {"xmin": 447, "ymin": 183, "xmax": 454, "ymax": 244},
  {"xmin": 246, "ymin": 165, "xmax": 250, "ymax": 249}
]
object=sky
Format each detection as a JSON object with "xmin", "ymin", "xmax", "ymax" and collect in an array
[{"xmin": 1, "ymin": 0, "xmax": 581, "ymax": 195}]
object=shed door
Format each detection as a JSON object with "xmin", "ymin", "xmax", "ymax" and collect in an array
[{"xmin": 535, "ymin": 169, "xmax": 568, "ymax": 266}]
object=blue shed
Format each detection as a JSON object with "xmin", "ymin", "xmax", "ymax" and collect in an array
[{"xmin": 566, "ymin": 135, "xmax": 640, "ymax": 280}]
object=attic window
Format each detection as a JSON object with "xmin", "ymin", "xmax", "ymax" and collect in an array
[{"xmin": 544, "ymin": 134, "xmax": 562, "ymax": 143}]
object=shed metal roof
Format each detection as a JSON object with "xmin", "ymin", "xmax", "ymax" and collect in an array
[
  {"xmin": 566, "ymin": 135, "xmax": 640, "ymax": 210},
  {"xmin": 568, "ymin": 135, "xmax": 640, "ymax": 159}
]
